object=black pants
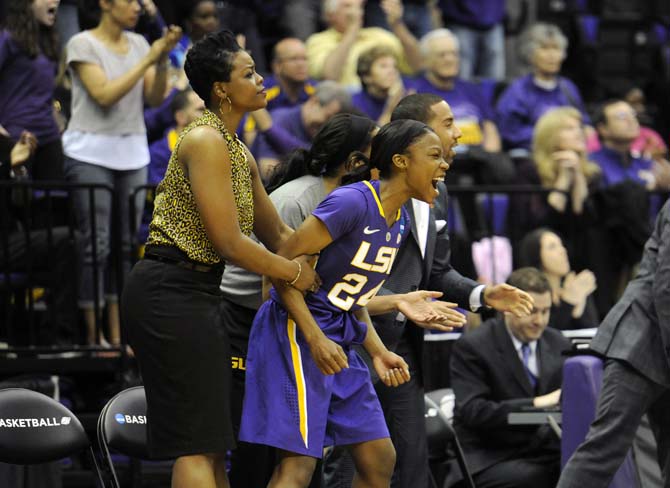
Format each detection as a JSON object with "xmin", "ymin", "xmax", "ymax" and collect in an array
[
  {"xmin": 27, "ymin": 139, "xmax": 64, "ymax": 181},
  {"xmin": 1, "ymin": 227, "xmax": 79, "ymax": 345}
]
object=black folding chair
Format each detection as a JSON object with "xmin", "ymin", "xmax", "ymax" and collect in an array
[
  {"xmin": 425, "ymin": 389, "xmax": 476, "ymax": 488},
  {"xmin": 0, "ymin": 387, "xmax": 104, "ymax": 486},
  {"xmin": 97, "ymin": 385, "xmax": 156, "ymax": 488}
]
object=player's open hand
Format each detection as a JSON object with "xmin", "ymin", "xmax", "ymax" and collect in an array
[
  {"xmin": 484, "ymin": 284, "xmax": 534, "ymax": 317},
  {"xmin": 397, "ymin": 291, "xmax": 466, "ymax": 330},
  {"xmin": 373, "ymin": 351, "xmax": 410, "ymax": 388},
  {"xmin": 308, "ymin": 333, "xmax": 349, "ymax": 375}
]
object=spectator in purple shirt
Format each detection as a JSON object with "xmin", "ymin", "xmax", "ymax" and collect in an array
[
  {"xmin": 250, "ymin": 80, "xmax": 351, "ymax": 182},
  {"xmin": 406, "ymin": 28, "xmax": 514, "ymax": 237},
  {"xmin": 241, "ymin": 38, "xmax": 317, "ymax": 140},
  {"xmin": 148, "ymin": 88, "xmax": 205, "ymax": 185},
  {"xmin": 590, "ymin": 100, "xmax": 670, "ymax": 191},
  {"xmin": 0, "ymin": 0, "xmax": 64, "ymax": 181},
  {"xmin": 265, "ymin": 38, "xmax": 316, "ymax": 111},
  {"xmin": 352, "ymin": 45, "xmax": 407, "ymax": 125},
  {"xmin": 496, "ymin": 23, "xmax": 593, "ymax": 154}
]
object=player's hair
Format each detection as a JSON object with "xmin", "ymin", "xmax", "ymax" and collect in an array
[
  {"xmin": 370, "ymin": 119, "xmax": 434, "ymax": 179},
  {"xmin": 506, "ymin": 267, "xmax": 551, "ymax": 294},
  {"xmin": 391, "ymin": 93, "xmax": 445, "ymax": 124},
  {"xmin": 184, "ymin": 30, "xmax": 242, "ymax": 106},
  {"xmin": 266, "ymin": 114, "xmax": 377, "ymax": 193}
]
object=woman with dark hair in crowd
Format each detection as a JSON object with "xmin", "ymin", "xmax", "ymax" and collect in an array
[
  {"xmin": 239, "ymin": 119, "xmax": 453, "ymax": 487},
  {"xmin": 62, "ymin": 0, "xmax": 180, "ymax": 347},
  {"xmin": 121, "ymin": 30, "xmax": 319, "ymax": 488},
  {"xmin": 518, "ymin": 227, "xmax": 599, "ymax": 330},
  {"xmin": 0, "ymin": 0, "xmax": 64, "ymax": 180}
]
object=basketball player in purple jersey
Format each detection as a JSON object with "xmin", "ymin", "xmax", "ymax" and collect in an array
[{"xmin": 239, "ymin": 119, "xmax": 451, "ymax": 487}]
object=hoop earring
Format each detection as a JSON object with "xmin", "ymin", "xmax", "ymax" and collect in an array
[{"xmin": 219, "ymin": 95, "xmax": 232, "ymax": 115}]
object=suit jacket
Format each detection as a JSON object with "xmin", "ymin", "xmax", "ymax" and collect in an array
[
  {"xmin": 450, "ymin": 316, "xmax": 572, "ymax": 474},
  {"xmin": 590, "ymin": 199, "xmax": 670, "ymax": 387},
  {"xmin": 371, "ymin": 182, "xmax": 479, "ymax": 362}
]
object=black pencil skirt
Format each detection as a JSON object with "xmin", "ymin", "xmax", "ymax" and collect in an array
[{"xmin": 121, "ymin": 257, "xmax": 235, "ymax": 459}]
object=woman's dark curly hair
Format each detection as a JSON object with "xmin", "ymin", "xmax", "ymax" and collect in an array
[
  {"xmin": 184, "ymin": 29, "xmax": 242, "ymax": 106},
  {"xmin": 5, "ymin": 0, "xmax": 59, "ymax": 61}
]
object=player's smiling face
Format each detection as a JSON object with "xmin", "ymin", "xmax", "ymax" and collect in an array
[{"xmin": 401, "ymin": 131, "xmax": 449, "ymax": 204}]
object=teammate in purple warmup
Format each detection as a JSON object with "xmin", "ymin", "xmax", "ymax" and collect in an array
[{"xmin": 239, "ymin": 119, "xmax": 450, "ymax": 487}]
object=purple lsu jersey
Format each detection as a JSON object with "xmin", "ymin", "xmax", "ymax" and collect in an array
[{"xmin": 239, "ymin": 180, "xmax": 409, "ymax": 457}]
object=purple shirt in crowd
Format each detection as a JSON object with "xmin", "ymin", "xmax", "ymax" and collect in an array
[
  {"xmin": 439, "ymin": 0, "xmax": 506, "ymax": 29},
  {"xmin": 250, "ymin": 105, "xmax": 310, "ymax": 160},
  {"xmin": 264, "ymin": 75, "xmax": 316, "ymax": 112},
  {"xmin": 148, "ymin": 128, "xmax": 177, "ymax": 185},
  {"xmin": 495, "ymin": 74, "xmax": 591, "ymax": 151},
  {"xmin": 352, "ymin": 90, "xmax": 387, "ymax": 122},
  {"xmin": 405, "ymin": 75, "xmax": 494, "ymax": 147},
  {"xmin": 589, "ymin": 146, "xmax": 653, "ymax": 188},
  {"xmin": 0, "ymin": 30, "xmax": 60, "ymax": 145}
]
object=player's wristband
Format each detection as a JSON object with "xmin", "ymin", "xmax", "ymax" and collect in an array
[{"xmin": 288, "ymin": 260, "xmax": 302, "ymax": 286}]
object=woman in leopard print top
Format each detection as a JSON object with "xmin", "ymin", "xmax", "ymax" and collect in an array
[{"xmin": 121, "ymin": 30, "xmax": 318, "ymax": 488}]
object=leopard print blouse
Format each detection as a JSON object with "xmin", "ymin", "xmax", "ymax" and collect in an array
[{"xmin": 147, "ymin": 110, "xmax": 254, "ymax": 264}]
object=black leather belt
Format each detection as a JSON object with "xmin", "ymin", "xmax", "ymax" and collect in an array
[{"xmin": 144, "ymin": 251, "xmax": 223, "ymax": 274}]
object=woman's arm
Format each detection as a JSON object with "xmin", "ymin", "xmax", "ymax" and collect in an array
[
  {"xmin": 246, "ymin": 147, "xmax": 293, "ymax": 252},
  {"xmin": 180, "ymin": 125, "xmax": 316, "ymax": 290},
  {"xmin": 73, "ymin": 28, "xmax": 180, "ymax": 109}
]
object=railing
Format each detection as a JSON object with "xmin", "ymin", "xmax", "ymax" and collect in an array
[{"xmin": 0, "ymin": 181, "xmax": 128, "ymax": 363}]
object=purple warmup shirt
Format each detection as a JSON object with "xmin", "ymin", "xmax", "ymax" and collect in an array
[
  {"xmin": 495, "ymin": 74, "xmax": 591, "ymax": 151},
  {"xmin": 589, "ymin": 146, "xmax": 653, "ymax": 188},
  {"xmin": 0, "ymin": 30, "xmax": 60, "ymax": 145},
  {"xmin": 405, "ymin": 76, "xmax": 494, "ymax": 147}
]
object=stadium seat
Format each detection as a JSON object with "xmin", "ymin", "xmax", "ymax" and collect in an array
[{"xmin": 0, "ymin": 387, "xmax": 104, "ymax": 486}]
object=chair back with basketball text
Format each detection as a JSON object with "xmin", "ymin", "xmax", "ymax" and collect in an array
[
  {"xmin": 0, "ymin": 387, "xmax": 104, "ymax": 486},
  {"xmin": 97, "ymin": 386, "xmax": 150, "ymax": 488}
]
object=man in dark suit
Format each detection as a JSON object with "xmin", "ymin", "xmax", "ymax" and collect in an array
[
  {"xmin": 323, "ymin": 93, "xmax": 534, "ymax": 488},
  {"xmin": 557, "ymin": 200, "xmax": 670, "ymax": 487},
  {"xmin": 450, "ymin": 267, "xmax": 572, "ymax": 488}
]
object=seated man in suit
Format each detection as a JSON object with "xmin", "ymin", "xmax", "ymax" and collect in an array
[{"xmin": 450, "ymin": 266, "xmax": 572, "ymax": 488}]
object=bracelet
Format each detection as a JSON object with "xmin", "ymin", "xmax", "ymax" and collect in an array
[{"xmin": 287, "ymin": 260, "xmax": 302, "ymax": 286}]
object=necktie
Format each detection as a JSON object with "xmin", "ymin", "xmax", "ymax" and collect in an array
[{"xmin": 521, "ymin": 343, "xmax": 537, "ymax": 389}]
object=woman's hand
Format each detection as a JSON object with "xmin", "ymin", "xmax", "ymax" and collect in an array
[
  {"xmin": 307, "ymin": 332, "xmax": 349, "ymax": 375},
  {"xmin": 288, "ymin": 255, "xmax": 321, "ymax": 293},
  {"xmin": 561, "ymin": 270, "xmax": 597, "ymax": 306},
  {"xmin": 148, "ymin": 25, "xmax": 182, "ymax": 64},
  {"xmin": 10, "ymin": 131, "xmax": 38, "ymax": 167},
  {"xmin": 373, "ymin": 350, "xmax": 411, "ymax": 387},
  {"xmin": 396, "ymin": 291, "xmax": 467, "ymax": 330}
]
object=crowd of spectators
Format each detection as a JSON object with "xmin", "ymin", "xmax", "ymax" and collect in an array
[
  {"xmin": 1, "ymin": 0, "xmax": 669, "ymax": 347},
  {"xmin": 2, "ymin": 1, "xmax": 670, "ymax": 486}
]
